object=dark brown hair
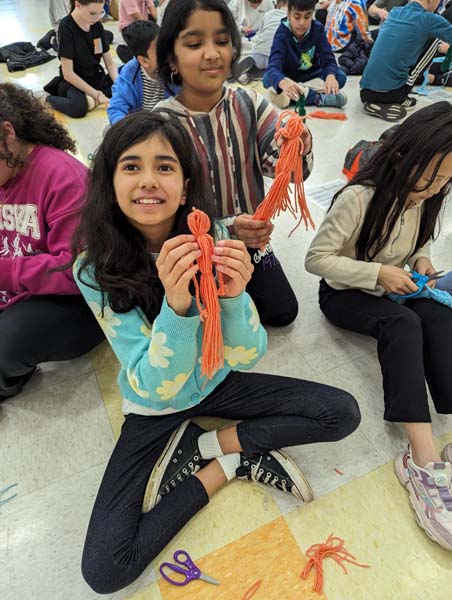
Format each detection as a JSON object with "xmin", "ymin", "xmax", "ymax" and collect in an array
[{"xmin": 0, "ymin": 83, "xmax": 76, "ymax": 168}]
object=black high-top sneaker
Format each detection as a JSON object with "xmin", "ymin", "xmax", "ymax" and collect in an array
[
  {"xmin": 142, "ymin": 420, "xmax": 208, "ymax": 512},
  {"xmin": 236, "ymin": 449, "xmax": 314, "ymax": 503}
]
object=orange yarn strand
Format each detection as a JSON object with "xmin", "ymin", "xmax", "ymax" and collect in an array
[
  {"xmin": 300, "ymin": 533, "xmax": 370, "ymax": 594},
  {"xmin": 187, "ymin": 208, "xmax": 224, "ymax": 380},
  {"xmin": 242, "ymin": 579, "xmax": 262, "ymax": 600},
  {"xmin": 309, "ymin": 111, "xmax": 348, "ymax": 120},
  {"xmin": 253, "ymin": 111, "xmax": 315, "ymax": 236}
]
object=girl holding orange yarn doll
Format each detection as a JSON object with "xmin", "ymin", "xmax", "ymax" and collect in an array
[
  {"xmin": 73, "ymin": 111, "xmax": 359, "ymax": 594},
  {"xmin": 154, "ymin": 0, "xmax": 314, "ymax": 327}
]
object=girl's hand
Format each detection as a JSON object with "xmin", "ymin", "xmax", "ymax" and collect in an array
[
  {"xmin": 377, "ymin": 265, "xmax": 419, "ymax": 295},
  {"xmin": 413, "ymin": 257, "xmax": 437, "ymax": 288},
  {"xmin": 325, "ymin": 74, "xmax": 339, "ymax": 95},
  {"xmin": 156, "ymin": 235, "xmax": 200, "ymax": 316},
  {"xmin": 233, "ymin": 213, "xmax": 274, "ymax": 248},
  {"xmin": 212, "ymin": 239, "xmax": 254, "ymax": 298}
]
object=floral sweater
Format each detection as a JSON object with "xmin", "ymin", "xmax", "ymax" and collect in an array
[{"xmin": 74, "ymin": 261, "xmax": 267, "ymax": 416}]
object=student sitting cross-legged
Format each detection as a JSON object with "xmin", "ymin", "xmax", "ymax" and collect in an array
[{"xmin": 263, "ymin": 0, "xmax": 348, "ymax": 108}]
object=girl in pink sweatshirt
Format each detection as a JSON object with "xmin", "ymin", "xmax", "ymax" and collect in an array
[{"xmin": 0, "ymin": 83, "xmax": 103, "ymax": 399}]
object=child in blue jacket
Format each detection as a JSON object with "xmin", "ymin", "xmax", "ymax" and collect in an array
[
  {"xmin": 107, "ymin": 20, "xmax": 165, "ymax": 124},
  {"xmin": 263, "ymin": 0, "xmax": 347, "ymax": 108}
]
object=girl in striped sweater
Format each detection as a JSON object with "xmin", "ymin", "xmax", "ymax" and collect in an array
[{"xmin": 154, "ymin": 0, "xmax": 314, "ymax": 327}]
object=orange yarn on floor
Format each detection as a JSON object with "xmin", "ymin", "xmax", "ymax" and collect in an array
[
  {"xmin": 300, "ymin": 533, "xmax": 370, "ymax": 594},
  {"xmin": 187, "ymin": 208, "xmax": 225, "ymax": 381},
  {"xmin": 253, "ymin": 111, "xmax": 315, "ymax": 236},
  {"xmin": 242, "ymin": 579, "xmax": 262, "ymax": 599},
  {"xmin": 309, "ymin": 111, "xmax": 348, "ymax": 120}
]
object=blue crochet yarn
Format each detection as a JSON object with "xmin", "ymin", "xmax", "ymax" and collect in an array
[{"xmin": 388, "ymin": 286, "xmax": 452, "ymax": 308}]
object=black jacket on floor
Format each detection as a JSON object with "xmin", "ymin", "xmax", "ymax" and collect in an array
[{"xmin": 0, "ymin": 42, "xmax": 55, "ymax": 72}]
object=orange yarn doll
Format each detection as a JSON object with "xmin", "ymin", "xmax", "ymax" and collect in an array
[
  {"xmin": 253, "ymin": 111, "xmax": 316, "ymax": 236},
  {"xmin": 187, "ymin": 208, "xmax": 225, "ymax": 381}
]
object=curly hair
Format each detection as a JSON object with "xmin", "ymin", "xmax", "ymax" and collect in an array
[{"xmin": 0, "ymin": 83, "xmax": 76, "ymax": 168}]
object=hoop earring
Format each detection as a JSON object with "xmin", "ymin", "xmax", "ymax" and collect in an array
[{"xmin": 170, "ymin": 71, "xmax": 180, "ymax": 88}]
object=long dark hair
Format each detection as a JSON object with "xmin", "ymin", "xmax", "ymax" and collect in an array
[
  {"xmin": 332, "ymin": 102, "xmax": 452, "ymax": 261},
  {"xmin": 73, "ymin": 111, "xmax": 215, "ymax": 321},
  {"xmin": 157, "ymin": 0, "xmax": 241, "ymax": 93},
  {"xmin": 0, "ymin": 83, "xmax": 76, "ymax": 168}
]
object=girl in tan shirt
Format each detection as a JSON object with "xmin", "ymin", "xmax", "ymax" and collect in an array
[{"xmin": 306, "ymin": 102, "xmax": 452, "ymax": 552}]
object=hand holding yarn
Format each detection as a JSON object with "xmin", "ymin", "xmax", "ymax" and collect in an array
[
  {"xmin": 233, "ymin": 213, "xmax": 274, "ymax": 249},
  {"xmin": 212, "ymin": 239, "xmax": 254, "ymax": 298},
  {"xmin": 156, "ymin": 234, "xmax": 201, "ymax": 316}
]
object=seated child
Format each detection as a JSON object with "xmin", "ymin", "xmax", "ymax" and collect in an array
[
  {"xmin": 108, "ymin": 20, "xmax": 165, "ymax": 124},
  {"xmin": 305, "ymin": 102, "xmax": 452, "ymax": 552},
  {"xmin": 325, "ymin": 0, "xmax": 372, "ymax": 52},
  {"xmin": 75, "ymin": 111, "xmax": 361, "ymax": 594},
  {"xmin": 360, "ymin": 0, "xmax": 452, "ymax": 121},
  {"xmin": 117, "ymin": 0, "xmax": 156, "ymax": 63},
  {"xmin": 45, "ymin": 0, "xmax": 117, "ymax": 118},
  {"xmin": 0, "ymin": 83, "xmax": 103, "ymax": 399},
  {"xmin": 234, "ymin": 0, "xmax": 289, "ymax": 81},
  {"xmin": 263, "ymin": 0, "xmax": 348, "ymax": 107},
  {"xmin": 229, "ymin": 0, "xmax": 275, "ymax": 36}
]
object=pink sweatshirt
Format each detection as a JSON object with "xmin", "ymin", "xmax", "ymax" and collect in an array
[{"xmin": 0, "ymin": 145, "xmax": 88, "ymax": 310}]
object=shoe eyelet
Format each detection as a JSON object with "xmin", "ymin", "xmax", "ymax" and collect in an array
[
  {"xmin": 266, "ymin": 456, "xmax": 271, "ymax": 461},
  {"xmin": 194, "ymin": 455, "xmax": 199, "ymax": 461},
  {"xmin": 281, "ymin": 479, "xmax": 286, "ymax": 484},
  {"xmin": 244, "ymin": 460, "xmax": 249, "ymax": 466},
  {"xmin": 182, "ymin": 468, "xmax": 188, "ymax": 474},
  {"xmin": 177, "ymin": 474, "xmax": 182, "ymax": 480},
  {"xmin": 178, "ymin": 449, "xmax": 182, "ymax": 454},
  {"xmin": 173, "ymin": 458, "xmax": 178, "ymax": 463}
]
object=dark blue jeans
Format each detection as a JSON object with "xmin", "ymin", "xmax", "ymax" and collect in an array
[
  {"xmin": 0, "ymin": 295, "xmax": 103, "ymax": 398},
  {"xmin": 81, "ymin": 371, "xmax": 360, "ymax": 594}
]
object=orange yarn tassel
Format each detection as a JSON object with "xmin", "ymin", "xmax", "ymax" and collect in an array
[
  {"xmin": 253, "ymin": 111, "xmax": 315, "ymax": 236},
  {"xmin": 309, "ymin": 111, "xmax": 348, "ymax": 120},
  {"xmin": 242, "ymin": 579, "xmax": 262, "ymax": 600},
  {"xmin": 187, "ymin": 208, "xmax": 224, "ymax": 381},
  {"xmin": 300, "ymin": 533, "xmax": 370, "ymax": 594}
]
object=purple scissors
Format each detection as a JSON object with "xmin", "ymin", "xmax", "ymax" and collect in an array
[{"xmin": 159, "ymin": 550, "xmax": 220, "ymax": 587}]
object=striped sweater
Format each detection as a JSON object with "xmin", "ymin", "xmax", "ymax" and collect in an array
[
  {"xmin": 154, "ymin": 86, "xmax": 313, "ymax": 217},
  {"xmin": 325, "ymin": 0, "xmax": 370, "ymax": 52}
]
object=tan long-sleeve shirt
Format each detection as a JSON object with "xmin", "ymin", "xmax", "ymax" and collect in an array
[{"xmin": 305, "ymin": 185, "xmax": 431, "ymax": 296}]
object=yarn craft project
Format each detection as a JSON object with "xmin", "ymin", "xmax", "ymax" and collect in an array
[
  {"xmin": 300, "ymin": 533, "xmax": 370, "ymax": 594},
  {"xmin": 253, "ymin": 111, "xmax": 315, "ymax": 236},
  {"xmin": 187, "ymin": 208, "xmax": 225, "ymax": 381},
  {"xmin": 388, "ymin": 286, "xmax": 452, "ymax": 309}
]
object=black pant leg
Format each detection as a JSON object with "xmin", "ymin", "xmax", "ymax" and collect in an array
[
  {"xmin": 246, "ymin": 244, "xmax": 298, "ymax": 326},
  {"xmin": 0, "ymin": 295, "xmax": 104, "ymax": 397},
  {"xmin": 191, "ymin": 371, "xmax": 361, "ymax": 455},
  {"xmin": 360, "ymin": 85, "xmax": 411, "ymax": 104},
  {"xmin": 408, "ymin": 298, "xmax": 452, "ymax": 414},
  {"xmin": 319, "ymin": 281, "xmax": 431, "ymax": 422},
  {"xmin": 81, "ymin": 411, "xmax": 209, "ymax": 594},
  {"xmin": 47, "ymin": 84, "xmax": 88, "ymax": 118}
]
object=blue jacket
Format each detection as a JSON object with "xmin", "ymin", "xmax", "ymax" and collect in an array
[
  {"xmin": 107, "ymin": 58, "xmax": 143, "ymax": 125},
  {"xmin": 361, "ymin": 2, "xmax": 452, "ymax": 91},
  {"xmin": 263, "ymin": 18, "xmax": 338, "ymax": 91}
]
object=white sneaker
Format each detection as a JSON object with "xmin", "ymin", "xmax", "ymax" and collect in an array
[{"xmin": 394, "ymin": 447, "xmax": 452, "ymax": 551}]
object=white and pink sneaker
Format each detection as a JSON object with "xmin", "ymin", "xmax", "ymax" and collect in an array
[{"xmin": 394, "ymin": 447, "xmax": 452, "ymax": 551}]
